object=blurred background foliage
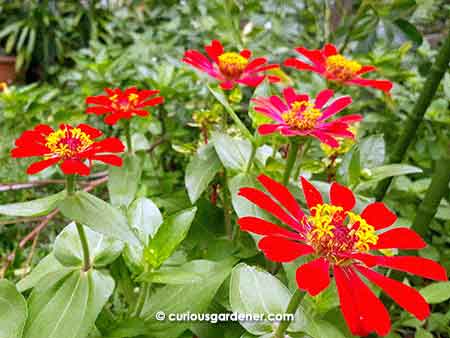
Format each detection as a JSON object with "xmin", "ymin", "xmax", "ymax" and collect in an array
[{"xmin": 0, "ymin": 1, "xmax": 449, "ymax": 337}]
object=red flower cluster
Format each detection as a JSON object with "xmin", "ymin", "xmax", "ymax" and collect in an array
[
  {"xmin": 252, "ymin": 87, "xmax": 361, "ymax": 147},
  {"xmin": 182, "ymin": 40, "xmax": 280, "ymax": 90},
  {"xmin": 86, "ymin": 87, "xmax": 164, "ymax": 125},
  {"xmin": 11, "ymin": 124, "xmax": 124, "ymax": 176},
  {"xmin": 285, "ymin": 43, "xmax": 393, "ymax": 92},
  {"xmin": 238, "ymin": 175, "xmax": 447, "ymax": 336}
]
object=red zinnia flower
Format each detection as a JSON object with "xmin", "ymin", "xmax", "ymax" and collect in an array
[
  {"xmin": 182, "ymin": 40, "xmax": 280, "ymax": 90},
  {"xmin": 252, "ymin": 87, "xmax": 361, "ymax": 147},
  {"xmin": 284, "ymin": 43, "xmax": 393, "ymax": 93},
  {"xmin": 11, "ymin": 124, "xmax": 124, "ymax": 176},
  {"xmin": 238, "ymin": 175, "xmax": 447, "ymax": 336},
  {"xmin": 85, "ymin": 87, "xmax": 164, "ymax": 125}
]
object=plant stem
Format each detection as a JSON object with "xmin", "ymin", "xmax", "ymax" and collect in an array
[
  {"xmin": 133, "ymin": 282, "xmax": 150, "ymax": 317},
  {"xmin": 283, "ymin": 139, "xmax": 300, "ymax": 186},
  {"xmin": 274, "ymin": 288, "xmax": 304, "ymax": 338},
  {"xmin": 340, "ymin": 0, "xmax": 368, "ymax": 53},
  {"xmin": 246, "ymin": 141, "xmax": 257, "ymax": 173},
  {"xmin": 412, "ymin": 154, "xmax": 450, "ymax": 237},
  {"xmin": 375, "ymin": 30, "xmax": 450, "ymax": 201},
  {"xmin": 222, "ymin": 172, "xmax": 233, "ymax": 240},
  {"xmin": 125, "ymin": 120, "xmax": 133, "ymax": 153},
  {"xmin": 66, "ymin": 175, "xmax": 91, "ymax": 271}
]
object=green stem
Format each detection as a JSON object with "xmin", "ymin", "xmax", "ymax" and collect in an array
[
  {"xmin": 375, "ymin": 30, "xmax": 450, "ymax": 201},
  {"xmin": 283, "ymin": 139, "xmax": 300, "ymax": 186},
  {"xmin": 412, "ymin": 155, "xmax": 450, "ymax": 237},
  {"xmin": 66, "ymin": 175, "xmax": 91, "ymax": 271},
  {"xmin": 223, "ymin": 0, "xmax": 243, "ymax": 48},
  {"xmin": 340, "ymin": 0, "xmax": 368, "ymax": 53},
  {"xmin": 133, "ymin": 282, "xmax": 150, "ymax": 317},
  {"xmin": 274, "ymin": 288, "xmax": 304, "ymax": 338},
  {"xmin": 222, "ymin": 172, "xmax": 233, "ymax": 240},
  {"xmin": 246, "ymin": 141, "xmax": 257, "ymax": 173},
  {"xmin": 125, "ymin": 120, "xmax": 133, "ymax": 153}
]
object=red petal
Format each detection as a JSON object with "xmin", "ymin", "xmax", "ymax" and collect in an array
[
  {"xmin": 361, "ymin": 202, "xmax": 397, "ymax": 230},
  {"xmin": 312, "ymin": 131, "xmax": 340, "ymax": 148},
  {"xmin": 347, "ymin": 78, "xmax": 393, "ymax": 92},
  {"xmin": 11, "ymin": 144, "xmax": 49, "ymax": 158},
  {"xmin": 205, "ymin": 40, "xmax": 224, "ymax": 62},
  {"xmin": 240, "ymin": 49, "xmax": 252, "ymax": 59},
  {"xmin": 294, "ymin": 47, "xmax": 326, "ymax": 70},
  {"xmin": 138, "ymin": 96, "xmax": 164, "ymax": 108},
  {"xmin": 296, "ymin": 257, "xmax": 330, "ymax": 296},
  {"xmin": 91, "ymin": 155, "xmax": 123, "ymax": 166},
  {"xmin": 320, "ymin": 95, "xmax": 352, "ymax": 120},
  {"xmin": 373, "ymin": 256, "xmax": 448, "ymax": 281},
  {"xmin": 237, "ymin": 75, "xmax": 264, "ymax": 87},
  {"xmin": 85, "ymin": 95, "xmax": 111, "ymax": 106},
  {"xmin": 258, "ymin": 124, "xmax": 283, "ymax": 135},
  {"xmin": 323, "ymin": 43, "xmax": 338, "ymax": 57},
  {"xmin": 219, "ymin": 80, "xmax": 234, "ymax": 90},
  {"xmin": 60, "ymin": 159, "xmax": 90, "ymax": 176},
  {"xmin": 300, "ymin": 177, "xmax": 323, "ymax": 213},
  {"xmin": 356, "ymin": 265, "xmax": 430, "ymax": 320},
  {"xmin": 283, "ymin": 58, "xmax": 319, "ymax": 72},
  {"xmin": 26, "ymin": 157, "xmax": 60, "ymax": 175},
  {"xmin": 373, "ymin": 228, "xmax": 427, "ymax": 250},
  {"xmin": 238, "ymin": 216, "xmax": 302, "ymax": 240},
  {"xmin": 77, "ymin": 124, "xmax": 103, "ymax": 139},
  {"xmin": 330, "ymin": 182, "xmax": 355, "ymax": 211},
  {"xmin": 238, "ymin": 187, "xmax": 301, "ymax": 230},
  {"xmin": 258, "ymin": 236, "xmax": 313, "ymax": 262},
  {"xmin": 257, "ymin": 174, "xmax": 305, "ymax": 224},
  {"xmin": 348, "ymin": 268, "xmax": 391, "ymax": 336},
  {"xmin": 314, "ymin": 89, "xmax": 334, "ymax": 109},
  {"xmin": 86, "ymin": 106, "xmax": 112, "ymax": 115}
]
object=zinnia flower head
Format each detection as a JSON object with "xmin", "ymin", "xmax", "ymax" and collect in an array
[
  {"xmin": 85, "ymin": 87, "xmax": 164, "ymax": 125},
  {"xmin": 284, "ymin": 43, "xmax": 393, "ymax": 93},
  {"xmin": 11, "ymin": 124, "xmax": 124, "ymax": 176},
  {"xmin": 238, "ymin": 175, "xmax": 447, "ymax": 336},
  {"xmin": 182, "ymin": 40, "xmax": 280, "ymax": 90},
  {"xmin": 252, "ymin": 87, "xmax": 361, "ymax": 147}
]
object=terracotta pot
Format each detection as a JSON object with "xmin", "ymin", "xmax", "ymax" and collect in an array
[{"xmin": 0, "ymin": 56, "xmax": 16, "ymax": 84}]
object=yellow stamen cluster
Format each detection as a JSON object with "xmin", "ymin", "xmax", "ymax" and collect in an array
[
  {"xmin": 306, "ymin": 203, "xmax": 378, "ymax": 264},
  {"xmin": 282, "ymin": 101, "xmax": 323, "ymax": 130},
  {"xmin": 309, "ymin": 204, "xmax": 344, "ymax": 239},
  {"xmin": 45, "ymin": 128, "xmax": 93, "ymax": 158},
  {"xmin": 128, "ymin": 93, "xmax": 139, "ymax": 104},
  {"xmin": 326, "ymin": 54, "xmax": 362, "ymax": 81},
  {"xmin": 218, "ymin": 52, "xmax": 248, "ymax": 79},
  {"xmin": 109, "ymin": 94, "xmax": 119, "ymax": 101}
]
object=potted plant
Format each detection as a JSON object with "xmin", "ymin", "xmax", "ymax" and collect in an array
[{"xmin": 0, "ymin": 48, "xmax": 16, "ymax": 84}]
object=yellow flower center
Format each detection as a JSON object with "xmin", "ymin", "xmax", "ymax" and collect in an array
[
  {"xmin": 326, "ymin": 54, "xmax": 362, "ymax": 81},
  {"xmin": 109, "ymin": 93, "xmax": 140, "ymax": 111},
  {"xmin": 281, "ymin": 101, "xmax": 323, "ymax": 130},
  {"xmin": 218, "ymin": 52, "xmax": 248, "ymax": 79},
  {"xmin": 45, "ymin": 127, "xmax": 93, "ymax": 159},
  {"xmin": 305, "ymin": 203, "xmax": 378, "ymax": 265}
]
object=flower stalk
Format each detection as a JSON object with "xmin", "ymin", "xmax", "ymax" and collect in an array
[
  {"xmin": 274, "ymin": 288, "xmax": 304, "ymax": 338},
  {"xmin": 412, "ymin": 153, "xmax": 450, "ymax": 237},
  {"xmin": 66, "ymin": 175, "xmax": 91, "ymax": 272},
  {"xmin": 125, "ymin": 120, "xmax": 133, "ymax": 153},
  {"xmin": 283, "ymin": 138, "xmax": 300, "ymax": 186},
  {"xmin": 375, "ymin": 30, "xmax": 450, "ymax": 200}
]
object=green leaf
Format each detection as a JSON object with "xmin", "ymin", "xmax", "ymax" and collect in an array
[
  {"xmin": 127, "ymin": 197, "xmax": 163, "ymax": 240},
  {"xmin": 54, "ymin": 222, "xmax": 123, "ymax": 268},
  {"xmin": 303, "ymin": 319, "xmax": 347, "ymax": 338},
  {"xmin": 106, "ymin": 259, "xmax": 235, "ymax": 338},
  {"xmin": 394, "ymin": 19, "xmax": 423, "ymax": 45},
  {"xmin": 108, "ymin": 154, "xmax": 142, "ymax": 208},
  {"xmin": 337, "ymin": 146, "xmax": 360, "ymax": 187},
  {"xmin": 24, "ymin": 269, "xmax": 114, "ymax": 338},
  {"xmin": 185, "ymin": 143, "xmax": 222, "ymax": 203},
  {"xmin": 415, "ymin": 328, "xmax": 433, "ymax": 338},
  {"xmin": 145, "ymin": 207, "xmax": 197, "ymax": 269},
  {"xmin": 17, "ymin": 254, "xmax": 71, "ymax": 292},
  {"xmin": 359, "ymin": 135, "xmax": 385, "ymax": 169},
  {"xmin": 358, "ymin": 164, "xmax": 423, "ymax": 190},
  {"xmin": 420, "ymin": 282, "xmax": 450, "ymax": 304},
  {"xmin": 0, "ymin": 191, "xmax": 66, "ymax": 217},
  {"xmin": 137, "ymin": 264, "xmax": 204, "ymax": 285},
  {"xmin": 230, "ymin": 263, "xmax": 306, "ymax": 335},
  {"xmin": 0, "ymin": 280, "xmax": 27, "ymax": 338},
  {"xmin": 58, "ymin": 191, "xmax": 140, "ymax": 246},
  {"xmin": 212, "ymin": 131, "xmax": 252, "ymax": 171}
]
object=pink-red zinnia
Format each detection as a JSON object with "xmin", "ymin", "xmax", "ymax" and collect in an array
[
  {"xmin": 285, "ymin": 43, "xmax": 393, "ymax": 93},
  {"xmin": 11, "ymin": 124, "xmax": 124, "ymax": 176},
  {"xmin": 85, "ymin": 87, "xmax": 164, "ymax": 125},
  {"xmin": 252, "ymin": 87, "xmax": 361, "ymax": 147},
  {"xmin": 182, "ymin": 40, "xmax": 280, "ymax": 90},
  {"xmin": 238, "ymin": 175, "xmax": 447, "ymax": 336}
]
